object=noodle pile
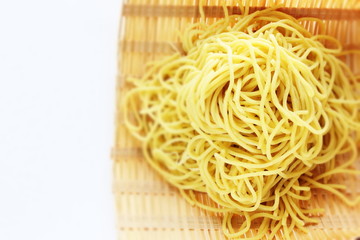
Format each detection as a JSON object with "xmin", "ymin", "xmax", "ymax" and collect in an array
[{"xmin": 124, "ymin": 5, "xmax": 360, "ymax": 239}]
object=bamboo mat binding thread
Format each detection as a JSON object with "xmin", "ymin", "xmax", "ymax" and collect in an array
[
  {"xmin": 123, "ymin": 5, "xmax": 360, "ymax": 19},
  {"xmin": 114, "ymin": 0, "xmax": 360, "ymax": 239}
]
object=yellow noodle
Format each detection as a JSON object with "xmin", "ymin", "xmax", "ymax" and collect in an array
[{"xmin": 123, "ymin": 3, "xmax": 360, "ymax": 240}]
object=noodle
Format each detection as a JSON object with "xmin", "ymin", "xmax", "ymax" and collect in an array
[{"xmin": 123, "ymin": 3, "xmax": 360, "ymax": 239}]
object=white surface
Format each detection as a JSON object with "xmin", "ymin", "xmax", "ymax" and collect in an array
[{"xmin": 0, "ymin": 1, "xmax": 121, "ymax": 239}]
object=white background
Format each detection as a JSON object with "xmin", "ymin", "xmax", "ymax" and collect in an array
[{"xmin": 0, "ymin": 0, "xmax": 121, "ymax": 239}]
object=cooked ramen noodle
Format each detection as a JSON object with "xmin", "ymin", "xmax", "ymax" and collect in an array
[{"xmin": 124, "ymin": 3, "xmax": 360, "ymax": 239}]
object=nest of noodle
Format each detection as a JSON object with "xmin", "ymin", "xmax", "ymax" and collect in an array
[{"xmin": 124, "ymin": 5, "xmax": 360, "ymax": 239}]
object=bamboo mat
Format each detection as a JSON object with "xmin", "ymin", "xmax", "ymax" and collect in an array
[{"xmin": 114, "ymin": 0, "xmax": 360, "ymax": 239}]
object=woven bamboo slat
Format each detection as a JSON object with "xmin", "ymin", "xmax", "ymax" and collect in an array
[{"xmin": 114, "ymin": 0, "xmax": 360, "ymax": 239}]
